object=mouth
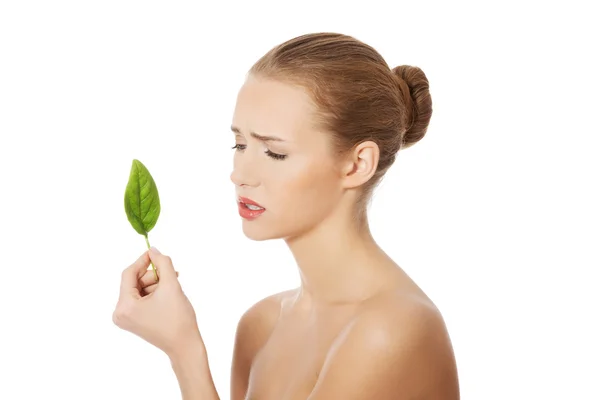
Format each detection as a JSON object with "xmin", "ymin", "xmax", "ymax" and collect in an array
[{"xmin": 238, "ymin": 196, "xmax": 266, "ymax": 219}]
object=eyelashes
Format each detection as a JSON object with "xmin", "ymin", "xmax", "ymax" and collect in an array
[
  {"xmin": 265, "ymin": 150, "xmax": 287, "ymax": 160},
  {"xmin": 231, "ymin": 144, "xmax": 288, "ymax": 161}
]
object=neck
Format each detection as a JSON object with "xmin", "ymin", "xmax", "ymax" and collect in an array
[{"xmin": 284, "ymin": 205, "xmax": 398, "ymax": 305}]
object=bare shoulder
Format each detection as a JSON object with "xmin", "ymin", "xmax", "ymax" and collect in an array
[
  {"xmin": 360, "ymin": 292, "xmax": 457, "ymax": 368},
  {"xmin": 234, "ymin": 288, "xmax": 296, "ymax": 350},
  {"xmin": 358, "ymin": 290, "xmax": 451, "ymax": 347},
  {"xmin": 230, "ymin": 288, "xmax": 297, "ymax": 400},
  {"xmin": 308, "ymin": 291, "xmax": 460, "ymax": 400}
]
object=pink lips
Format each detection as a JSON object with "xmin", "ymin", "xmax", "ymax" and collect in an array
[{"xmin": 237, "ymin": 196, "xmax": 266, "ymax": 220}]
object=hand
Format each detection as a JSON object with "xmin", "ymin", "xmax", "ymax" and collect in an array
[{"xmin": 113, "ymin": 247, "xmax": 203, "ymax": 358}]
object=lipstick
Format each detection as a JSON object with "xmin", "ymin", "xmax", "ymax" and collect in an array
[{"xmin": 238, "ymin": 196, "xmax": 266, "ymax": 220}]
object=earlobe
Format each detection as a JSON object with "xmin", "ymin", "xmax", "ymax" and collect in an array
[{"xmin": 341, "ymin": 141, "xmax": 379, "ymax": 189}]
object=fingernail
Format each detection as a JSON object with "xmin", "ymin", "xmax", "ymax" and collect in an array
[{"xmin": 150, "ymin": 246, "xmax": 161, "ymax": 254}]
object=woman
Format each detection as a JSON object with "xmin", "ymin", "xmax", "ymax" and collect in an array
[{"xmin": 113, "ymin": 32, "xmax": 460, "ymax": 399}]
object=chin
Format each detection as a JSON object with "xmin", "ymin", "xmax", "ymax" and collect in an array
[
  {"xmin": 240, "ymin": 220, "xmax": 282, "ymax": 241},
  {"xmin": 240, "ymin": 216, "xmax": 315, "ymax": 242}
]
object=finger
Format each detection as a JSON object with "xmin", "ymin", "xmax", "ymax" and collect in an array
[
  {"xmin": 119, "ymin": 250, "xmax": 151, "ymax": 299},
  {"xmin": 139, "ymin": 269, "xmax": 179, "ymax": 288},
  {"xmin": 142, "ymin": 283, "xmax": 158, "ymax": 295},
  {"xmin": 148, "ymin": 247, "xmax": 178, "ymax": 282}
]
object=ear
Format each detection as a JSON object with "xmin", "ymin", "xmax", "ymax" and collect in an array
[{"xmin": 340, "ymin": 141, "xmax": 379, "ymax": 189}]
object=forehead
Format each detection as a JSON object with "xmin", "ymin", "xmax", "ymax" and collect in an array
[{"xmin": 232, "ymin": 75, "xmax": 319, "ymax": 141}]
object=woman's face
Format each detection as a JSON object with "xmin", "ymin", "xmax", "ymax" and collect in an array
[{"xmin": 230, "ymin": 75, "xmax": 344, "ymax": 241}]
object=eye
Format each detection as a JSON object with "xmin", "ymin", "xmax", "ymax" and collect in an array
[
  {"xmin": 265, "ymin": 149, "xmax": 287, "ymax": 161},
  {"xmin": 231, "ymin": 144, "xmax": 246, "ymax": 151}
]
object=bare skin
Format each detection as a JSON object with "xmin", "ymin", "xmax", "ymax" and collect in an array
[
  {"xmin": 232, "ymin": 272, "xmax": 460, "ymax": 400},
  {"xmin": 113, "ymin": 74, "xmax": 460, "ymax": 399},
  {"xmin": 228, "ymin": 76, "xmax": 459, "ymax": 399}
]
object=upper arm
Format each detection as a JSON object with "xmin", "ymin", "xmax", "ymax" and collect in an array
[
  {"xmin": 229, "ymin": 292, "xmax": 286, "ymax": 400},
  {"xmin": 307, "ymin": 302, "xmax": 460, "ymax": 400}
]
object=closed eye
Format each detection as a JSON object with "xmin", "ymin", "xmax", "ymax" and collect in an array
[
  {"xmin": 231, "ymin": 144, "xmax": 288, "ymax": 161},
  {"xmin": 265, "ymin": 149, "xmax": 287, "ymax": 160}
]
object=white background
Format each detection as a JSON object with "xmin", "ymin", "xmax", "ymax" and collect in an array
[{"xmin": 1, "ymin": 1, "xmax": 598, "ymax": 399}]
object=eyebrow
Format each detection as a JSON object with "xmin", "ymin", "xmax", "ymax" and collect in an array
[{"xmin": 230, "ymin": 126, "xmax": 285, "ymax": 142}]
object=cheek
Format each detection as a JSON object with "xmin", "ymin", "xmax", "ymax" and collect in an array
[{"xmin": 271, "ymin": 160, "xmax": 340, "ymax": 217}]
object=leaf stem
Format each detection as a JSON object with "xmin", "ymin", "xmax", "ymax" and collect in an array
[{"xmin": 144, "ymin": 234, "xmax": 159, "ymax": 281}]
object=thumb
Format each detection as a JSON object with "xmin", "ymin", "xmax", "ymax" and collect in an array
[{"xmin": 148, "ymin": 247, "xmax": 178, "ymax": 282}]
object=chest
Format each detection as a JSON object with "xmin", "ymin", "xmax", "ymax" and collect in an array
[{"xmin": 245, "ymin": 309, "xmax": 354, "ymax": 400}]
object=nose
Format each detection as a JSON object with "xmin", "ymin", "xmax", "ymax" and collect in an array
[{"xmin": 230, "ymin": 154, "xmax": 260, "ymax": 188}]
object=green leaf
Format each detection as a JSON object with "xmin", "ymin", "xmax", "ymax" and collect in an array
[{"xmin": 124, "ymin": 159, "xmax": 161, "ymax": 237}]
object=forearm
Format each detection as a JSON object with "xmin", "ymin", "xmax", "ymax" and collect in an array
[{"xmin": 169, "ymin": 340, "xmax": 220, "ymax": 400}]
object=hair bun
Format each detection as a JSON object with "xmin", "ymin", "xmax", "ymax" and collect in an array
[{"xmin": 391, "ymin": 65, "xmax": 433, "ymax": 149}]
